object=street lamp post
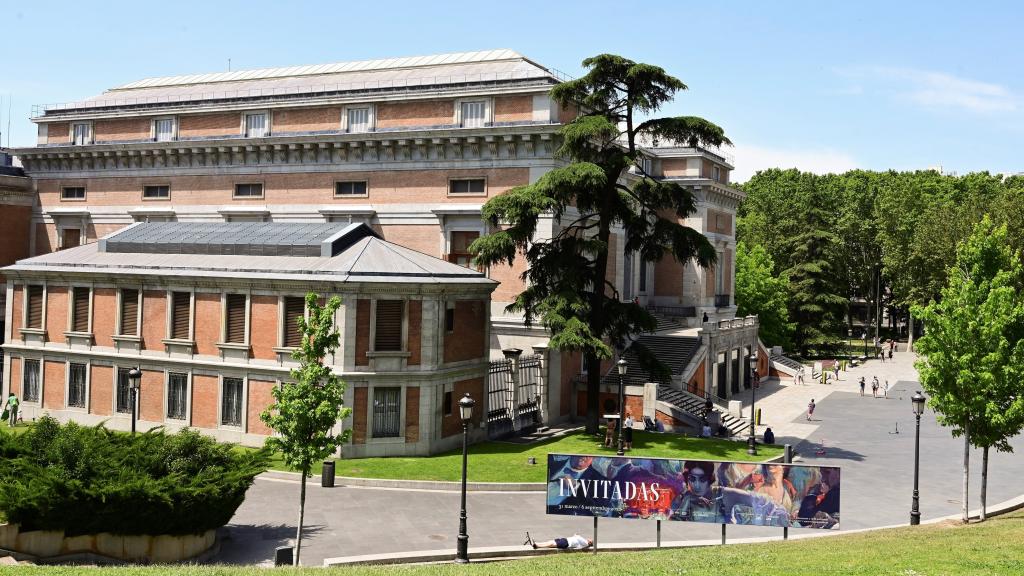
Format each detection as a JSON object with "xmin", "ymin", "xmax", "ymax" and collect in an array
[
  {"xmin": 910, "ymin": 391, "xmax": 926, "ymax": 525},
  {"xmin": 127, "ymin": 367, "xmax": 142, "ymax": 435},
  {"xmin": 747, "ymin": 350, "xmax": 758, "ymax": 455},
  {"xmin": 862, "ymin": 332, "xmax": 868, "ymax": 358},
  {"xmin": 616, "ymin": 359, "xmax": 628, "ymax": 456},
  {"xmin": 455, "ymin": 393, "xmax": 475, "ymax": 563}
]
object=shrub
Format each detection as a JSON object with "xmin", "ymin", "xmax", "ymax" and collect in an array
[{"xmin": 0, "ymin": 416, "xmax": 268, "ymax": 536}]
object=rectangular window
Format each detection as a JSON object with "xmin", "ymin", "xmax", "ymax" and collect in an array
[
  {"xmin": 68, "ymin": 362, "xmax": 87, "ymax": 408},
  {"xmin": 443, "ymin": 390, "xmax": 452, "ymax": 417},
  {"xmin": 116, "ymin": 367, "xmax": 133, "ymax": 413},
  {"xmin": 26, "ymin": 285, "xmax": 44, "ymax": 328},
  {"xmin": 244, "ymin": 113, "xmax": 268, "ymax": 137},
  {"xmin": 167, "ymin": 372, "xmax": 188, "ymax": 420},
  {"xmin": 71, "ymin": 287, "xmax": 90, "ymax": 333},
  {"xmin": 61, "ymin": 187, "xmax": 86, "ymax": 200},
  {"xmin": 143, "ymin": 185, "xmax": 170, "ymax": 199},
  {"xmin": 225, "ymin": 294, "xmax": 247, "ymax": 344},
  {"xmin": 154, "ymin": 118, "xmax": 176, "ymax": 142},
  {"xmin": 449, "ymin": 178, "xmax": 485, "ymax": 195},
  {"xmin": 23, "ymin": 359, "xmax": 41, "ymax": 402},
  {"xmin": 283, "ymin": 296, "xmax": 305, "ymax": 348},
  {"xmin": 448, "ymin": 231, "xmax": 480, "ymax": 269},
  {"xmin": 715, "ymin": 251, "xmax": 725, "ymax": 294},
  {"xmin": 221, "ymin": 377, "xmax": 244, "ymax": 426},
  {"xmin": 372, "ymin": 387, "xmax": 401, "ymax": 438},
  {"xmin": 445, "ymin": 307, "xmax": 455, "ymax": 333},
  {"xmin": 374, "ymin": 300, "xmax": 404, "ymax": 352},
  {"xmin": 71, "ymin": 123, "xmax": 92, "ymax": 145},
  {"xmin": 61, "ymin": 228, "xmax": 81, "ymax": 249},
  {"xmin": 638, "ymin": 260, "xmax": 648, "ymax": 293},
  {"xmin": 460, "ymin": 101, "xmax": 487, "ymax": 128},
  {"xmin": 234, "ymin": 183, "xmax": 264, "ymax": 199},
  {"xmin": 346, "ymin": 107, "xmax": 370, "ymax": 133},
  {"xmin": 712, "ymin": 165, "xmax": 721, "ymax": 182},
  {"xmin": 334, "ymin": 181, "xmax": 368, "ymax": 197},
  {"xmin": 171, "ymin": 291, "xmax": 191, "ymax": 340},
  {"xmin": 120, "ymin": 289, "xmax": 139, "ymax": 336}
]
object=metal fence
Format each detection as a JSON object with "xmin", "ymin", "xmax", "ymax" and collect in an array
[{"xmin": 486, "ymin": 353, "xmax": 543, "ymax": 439}]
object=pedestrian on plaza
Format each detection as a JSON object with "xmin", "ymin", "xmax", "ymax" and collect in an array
[
  {"xmin": 883, "ymin": 379, "xmax": 889, "ymax": 398},
  {"xmin": 2, "ymin": 393, "xmax": 18, "ymax": 427},
  {"xmin": 871, "ymin": 376, "xmax": 879, "ymax": 398},
  {"xmin": 623, "ymin": 412, "xmax": 634, "ymax": 450},
  {"xmin": 859, "ymin": 376, "xmax": 866, "ymax": 396},
  {"xmin": 888, "ymin": 346, "xmax": 893, "ymax": 360},
  {"xmin": 525, "ymin": 532, "xmax": 593, "ymax": 551},
  {"xmin": 832, "ymin": 363, "xmax": 840, "ymax": 381},
  {"xmin": 807, "ymin": 399, "xmax": 816, "ymax": 421},
  {"xmin": 763, "ymin": 427, "xmax": 776, "ymax": 445}
]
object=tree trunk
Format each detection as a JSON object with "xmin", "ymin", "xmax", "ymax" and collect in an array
[
  {"xmin": 585, "ymin": 354, "xmax": 601, "ymax": 435},
  {"xmin": 980, "ymin": 445, "xmax": 989, "ymax": 522},
  {"xmin": 908, "ymin": 312, "xmax": 915, "ymax": 350},
  {"xmin": 961, "ymin": 424, "xmax": 970, "ymax": 524},
  {"xmin": 295, "ymin": 469, "xmax": 307, "ymax": 565}
]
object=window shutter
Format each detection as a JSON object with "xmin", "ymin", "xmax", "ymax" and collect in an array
[
  {"xmin": 27, "ymin": 286, "xmax": 44, "ymax": 328},
  {"xmin": 374, "ymin": 300, "xmax": 403, "ymax": 351},
  {"xmin": 283, "ymin": 296, "xmax": 305, "ymax": 348},
  {"xmin": 225, "ymin": 294, "xmax": 247, "ymax": 343},
  {"xmin": 120, "ymin": 289, "xmax": 139, "ymax": 335},
  {"xmin": 172, "ymin": 292, "xmax": 190, "ymax": 340},
  {"xmin": 72, "ymin": 287, "xmax": 90, "ymax": 332}
]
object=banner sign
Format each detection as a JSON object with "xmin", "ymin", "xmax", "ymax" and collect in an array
[{"xmin": 546, "ymin": 454, "xmax": 840, "ymax": 529}]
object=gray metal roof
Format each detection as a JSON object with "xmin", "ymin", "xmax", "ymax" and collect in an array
[{"xmin": 7, "ymin": 223, "xmax": 493, "ymax": 286}]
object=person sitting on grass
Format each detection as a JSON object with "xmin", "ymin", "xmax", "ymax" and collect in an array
[{"xmin": 524, "ymin": 532, "xmax": 593, "ymax": 551}]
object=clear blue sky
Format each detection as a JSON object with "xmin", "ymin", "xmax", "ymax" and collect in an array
[{"xmin": 2, "ymin": 0, "xmax": 1020, "ymax": 181}]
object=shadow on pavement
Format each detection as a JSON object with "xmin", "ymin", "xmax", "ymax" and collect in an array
[
  {"xmin": 791, "ymin": 440, "xmax": 865, "ymax": 462},
  {"xmin": 215, "ymin": 523, "xmax": 325, "ymax": 565}
]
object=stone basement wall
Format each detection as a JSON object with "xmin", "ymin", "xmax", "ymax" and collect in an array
[{"xmin": 0, "ymin": 523, "xmax": 215, "ymax": 564}]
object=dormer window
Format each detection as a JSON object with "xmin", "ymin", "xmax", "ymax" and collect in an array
[
  {"xmin": 71, "ymin": 122, "xmax": 93, "ymax": 145},
  {"xmin": 154, "ymin": 117, "xmax": 177, "ymax": 142},
  {"xmin": 458, "ymin": 100, "xmax": 489, "ymax": 128},
  {"xmin": 345, "ymin": 106, "xmax": 373, "ymax": 133},
  {"xmin": 244, "ymin": 112, "xmax": 268, "ymax": 138}
]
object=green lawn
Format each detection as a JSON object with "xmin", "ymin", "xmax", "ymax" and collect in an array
[
  {"xmin": 259, "ymin": 430, "xmax": 784, "ymax": 483},
  {"xmin": 4, "ymin": 509, "xmax": 1021, "ymax": 575}
]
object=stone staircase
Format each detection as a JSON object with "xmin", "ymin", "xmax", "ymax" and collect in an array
[
  {"xmin": 645, "ymin": 309, "xmax": 686, "ymax": 332},
  {"xmin": 769, "ymin": 353, "xmax": 804, "ymax": 378},
  {"xmin": 656, "ymin": 385, "xmax": 750, "ymax": 436}
]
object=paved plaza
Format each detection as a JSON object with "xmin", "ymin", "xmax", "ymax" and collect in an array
[{"xmin": 217, "ymin": 349, "xmax": 1024, "ymax": 566}]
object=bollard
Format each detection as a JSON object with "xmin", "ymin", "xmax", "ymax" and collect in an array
[
  {"xmin": 275, "ymin": 546, "xmax": 294, "ymax": 566},
  {"xmin": 322, "ymin": 460, "xmax": 336, "ymax": 488},
  {"xmin": 755, "ymin": 408, "xmax": 762, "ymax": 426}
]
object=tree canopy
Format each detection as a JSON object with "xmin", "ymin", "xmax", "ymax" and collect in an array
[
  {"xmin": 734, "ymin": 241, "xmax": 793, "ymax": 348},
  {"xmin": 472, "ymin": 54, "xmax": 729, "ymax": 433}
]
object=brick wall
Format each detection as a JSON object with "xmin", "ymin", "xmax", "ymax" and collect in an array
[
  {"xmin": 689, "ymin": 360, "xmax": 706, "ymax": 397},
  {"xmin": 46, "ymin": 122, "xmax": 69, "ymax": 144},
  {"xmin": 250, "ymin": 295, "xmax": 278, "ymax": 360},
  {"xmin": 45, "ymin": 287, "xmax": 68, "ymax": 344},
  {"xmin": 653, "ymin": 256, "xmax": 684, "ymax": 299},
  {"xmin": 90, "ymin": 364, "xmax": 113, "ymax": 416},
  {"xmin": 141, "ymin": 291, "xmax": 166, "ymax": 350},
  {"xmin": 441, "ymin": 377, "xmax": 484, "ymax": 438},
  {"xmin": 138, "ymin": 369, "xmax": 164, "ymax": 422},
  {"xmin": 9, "ymin": 357, "xmax": 21, "ymax": 397},
  {"xmin": 247, "ymin": 379, "xmax": 275, "ymax": 435},
  {"xmin": 352, "ymin": 387, "xmax": 367, "ymax": 444},
  {"xmin": 494, "ymin": 95, "xmax": 533, "ymax": 122},
  {"xmin": 380, "ymin": 225, "xmax": 441, "ymax": 257},
  {"xmin": 376, "ymin": 100, "xmax": 452, "ymax": 128},
  {"xmin": 661, "ymin": 158, "xmax": 689, "ymax": 177},
  {"xmin": 92, "ymin": 288, "xmax": 117, "ymax": 348},
  {"xmin": 194, "ymin": 293, "xmax": 219, "ymax": 354},
  {"xmin": 34, "ymin": 223, "xmax": 54, "ymax": 256},
  {"xmin": 191, "ymin": 374, "xmax": 218, "ymax": 429},
  {"xmin": 560, "ymin": 350, "xmax": 581, "ymax": 417},
  {"xmin": 95, "ymin": 118, "xmax": 150, "ymax": 142},
  {"xmin": 43, "ymin": 360, "xmax": 64, "ymax": 409},
  {"xmin": 178, "ymin": 113, "xmax": 239, "ymax": 138},
  {"xmin": 355, "ymin": 299, "xmax": 370, "ymax": 366},
  {"xmin": 407, "ymin": 300, "xmax": 422, "ymax": 365},
  {"xmin": 273, "ymin": 107, "xmax": 341, "ymax": 133},
  {"xmin": 10, "ymin": 285, "xmax": 22, "ymax": 341},
  {"xmin": 443, "ymin": 300, "xmax": 486, "ymax": 363},
  {"xmin": 0, "ymin": 204, "xmax": 31, "ymax": 268},
  {"xmin": 404, "ymin": 387, "xmax": 420, "ymax": 443}
]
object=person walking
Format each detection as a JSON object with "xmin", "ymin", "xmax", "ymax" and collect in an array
[
  {"xmin": 807, "ymin": 399, "xmax": 816, "ymax": 421},
  {"xmin": 859, "ymin": 377, "xmax": 866, "ymax": 396},
  {"xmin": 871, "ymin": 376, "xmax": 879, "ymax": 398},
  {"xmin": 2, "ymin": 393, "xmax": 18, "ymax": 427},
  {"xmin": 623, "ymin": 412, "xmax": 634, "ymax": 450},
  {"xmin": 832, "ymin": 363, "xmax": 840, "ymax": 381}
]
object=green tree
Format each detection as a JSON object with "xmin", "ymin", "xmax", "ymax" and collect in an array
[
  {"xmin": 913, "ymin": 217, "xmax": 1024, "ymax": 522},
  {"xmin": 734, "ymin": 241, "xmax": 793, "ymax": 348},
  {"xmin": 472, "ymin": 54, "xmax": 727, "ymax": 434},
  {"xmin": 261, "ymin": 293, "xmax": 350, "ymax": 565}
]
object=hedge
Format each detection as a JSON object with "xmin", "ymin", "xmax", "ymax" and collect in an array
[{"xmin": 0, "ymin": 416, "xmax": 268, "ymax": 536}]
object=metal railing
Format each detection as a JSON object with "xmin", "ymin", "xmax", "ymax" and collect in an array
[
  {"xmin": 647, "ymin": 304, "xmax": 697, "ymax": 318},
  {"xmin": 714, "ymin": 294, "xmax": 732, "ymax": 308},
  {"xmin": 32, "ymin": 68, "xmax": 573, "ymax": 117}
]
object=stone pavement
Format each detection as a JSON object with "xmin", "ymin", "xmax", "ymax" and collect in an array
[{"xmin": 217, "ymin": 348, "xmax": 1024, "ymax": 566}]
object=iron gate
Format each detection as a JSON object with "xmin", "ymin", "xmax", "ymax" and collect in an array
[{"xmin": 486, "ymin": 353, "xmax": 543, "ymax": 439}]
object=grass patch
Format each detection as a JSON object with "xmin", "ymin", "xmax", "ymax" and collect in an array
[
  {"xmin": 5, "ymin": 509, "xmax": 1022, "ymax": 574},
  {"xmin": 252, "ymin": 430, "xmax": 784, "ymax": 482}
]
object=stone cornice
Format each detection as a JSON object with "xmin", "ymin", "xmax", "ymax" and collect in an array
[{"xmin": 15, "ymin": 124, "xmax": 561, "ymax": 176}]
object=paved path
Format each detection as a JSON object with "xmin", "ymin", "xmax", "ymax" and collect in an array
[{"xmin": 217, "ymin": 349, "xmax": 1024, "ymax": 566}]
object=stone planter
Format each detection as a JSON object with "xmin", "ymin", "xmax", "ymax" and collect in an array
[{"xmin": 0, "ymin": 522, "xmax": 216, "ymax": 564}]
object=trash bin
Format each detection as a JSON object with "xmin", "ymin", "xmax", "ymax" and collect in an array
[
  {"xmin": 322, "ymin": 460, "xmax": 335, "ymax": 488},
  {"xmin": 275, "ymin": 545, "xmax": 294, "ymax": 566}
]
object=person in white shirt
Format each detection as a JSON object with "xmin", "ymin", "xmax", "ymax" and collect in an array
[{"xmin": 525, "ymin": 532, "xmax": 593, "ymax": 550}]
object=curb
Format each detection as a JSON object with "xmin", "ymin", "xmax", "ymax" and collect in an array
[
  {"xmin": 258, "ymin": 470, "xmax": 545, "ymax": 492},
  {"xmin": 321, "ymin": 493, "xmax": 1024, "ymax": 566}
]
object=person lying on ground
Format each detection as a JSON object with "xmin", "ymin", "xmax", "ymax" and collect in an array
[{"xmin": 524, "ymin": 532, "xmax": 593, "ymax": 550}]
